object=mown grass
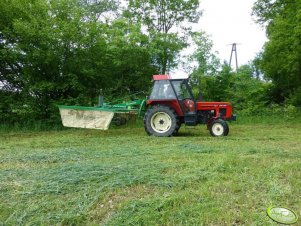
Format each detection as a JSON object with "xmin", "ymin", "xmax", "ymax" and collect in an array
[{"xmin": 0, "ymin": 118, "xmax": 300, "ymax": 225}]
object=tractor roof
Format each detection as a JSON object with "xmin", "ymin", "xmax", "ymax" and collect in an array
[
  {"xmin": 152, "ymin": 74, "xmax": 171, "ymax": 80},
  {"xmin": 153, "ymin": 74, "xmax": 188, "ymax": 81}
]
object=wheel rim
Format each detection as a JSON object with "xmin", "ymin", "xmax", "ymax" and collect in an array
[
  {"xmin": 212, "ymin": 123, "xmax": 224, "ymax": 136},
  {"xmin": 150, "ymin": 112, "xmax": 172, "ymax": 133}
]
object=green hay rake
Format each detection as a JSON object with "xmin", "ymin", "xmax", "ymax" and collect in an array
[{"xmin": 59, "ymin": 98, "xmax": 146, "ymax": 130}]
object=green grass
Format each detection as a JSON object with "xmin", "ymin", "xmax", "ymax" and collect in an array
[{"xmin": 0, "ymin": 119, "xmax": 300, "ymax": 225}]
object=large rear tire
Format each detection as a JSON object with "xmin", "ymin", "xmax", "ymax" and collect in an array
[
  {"xmin": 209, "ymin": 119, "xmax": 229, "ymax": 137},
  {"xmin": 144, "ymin": 105, "xmax": 178, "ymax": 137},
  {"xmin": 173, "ymin": 122, "xmax": 182, "ymax": 135}
]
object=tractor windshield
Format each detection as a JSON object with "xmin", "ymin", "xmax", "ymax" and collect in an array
[
  {"xmin": 172, "ymin": 80, "xmax": 192, "ymax": 100},
  {"xmin": 149, "ymin": 80, "xmax": 176, "ymax": 99}
]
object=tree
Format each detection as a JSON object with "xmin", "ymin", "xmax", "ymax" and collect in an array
[
  {"xmin": 125, "ymin": 0, "xmax": 200, "ymax": 74},
  {"xmin": 0, "ymin": 0, "xmax": 157, "ymax": 125},
  {"xmin": 252, "ymin": 0, "xmax": 301, "ymax": 105},
  {"xmin": 188, "ymin": 32, "xmax": 222, "ymax": 101},
  {"xmin": 190, "ymin": 32, "xmax": 221, "ymax": 88},
  {"xmin": 0, "ymin": 0, "xmax": 108, "ymax": 120}
]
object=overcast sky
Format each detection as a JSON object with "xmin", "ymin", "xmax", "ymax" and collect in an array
[
  {"xmin": 172, "ymin": 0, "xmax": 267, "ymax": 77},
  {"xmin": 197, "ymin": 0, "xmax": 267, "ymax": 67}
]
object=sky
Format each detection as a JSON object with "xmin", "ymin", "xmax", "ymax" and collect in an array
[{"xmin": 198, "ymin": 0, "xmax": 267, "ymax": 67}]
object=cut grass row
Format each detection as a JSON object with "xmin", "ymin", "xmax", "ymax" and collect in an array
[{"xmin": 0, "ymin": 119, "xmax": 300, "ymax": 225}]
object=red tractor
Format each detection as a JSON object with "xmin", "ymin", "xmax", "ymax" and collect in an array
[{"xmin": 144, "ymin": 74, "xmax": 236, "ymax": 137}]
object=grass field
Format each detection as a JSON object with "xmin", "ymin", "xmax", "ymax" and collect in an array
[{"xmin": 0, "ymin": 118, "xmax": 300, "ymax": 225}]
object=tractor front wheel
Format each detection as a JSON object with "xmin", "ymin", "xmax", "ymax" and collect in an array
[
  {"xmin": 209, "ymin": 119, "xmax": 229, "ymax": 137},
  {"xmin": 144, "ymin": 105, "xmax": 178, "ymax": 137}
]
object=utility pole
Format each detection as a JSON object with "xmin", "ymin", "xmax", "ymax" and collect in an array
[{"xmin": 229, "ymin": 43, "xmax": 239, "ymax": 71}]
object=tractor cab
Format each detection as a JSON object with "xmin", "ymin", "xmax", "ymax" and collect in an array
[{"xmin": 148, "ymin": 74, "xmax": 197, "ymax": 126}]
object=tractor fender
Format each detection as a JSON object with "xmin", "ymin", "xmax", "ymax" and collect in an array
[
  {"xmin": 146, "ymin": 100, "xmax": 183, "ymax": 116},
  {"xmin": 207, "ymin": 117, "xmax": 221, "ymax": 129}
]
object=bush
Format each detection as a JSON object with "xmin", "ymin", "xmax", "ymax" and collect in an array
[{"xmin": 237, "ymin": 104, "xmax": 301, "ymax": 124}]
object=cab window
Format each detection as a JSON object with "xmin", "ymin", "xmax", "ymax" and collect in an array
[
  {"xmin": 149, "ymin": 80, "xmax": 176, "ymax": 99},
  {"xmin": 172, "ymin": 80, "xmax": 192, "ymax": 99}
]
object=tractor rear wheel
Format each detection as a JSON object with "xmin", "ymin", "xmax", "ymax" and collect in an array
[
  {"xmin": 173, "ymin": 122, "xmax": 182, "ymax": 135},
  {"xmin": 144, "ymin": 105, "xmax": 178, "ymax": 137},
  {"xmin": 209, "ymin": 119, "xmax": 229, "ymax": 137}
]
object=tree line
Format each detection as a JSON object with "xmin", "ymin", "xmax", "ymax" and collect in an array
[{"xmin": 0, "ymin": 0, "xmax": 300, "ymax": 127}]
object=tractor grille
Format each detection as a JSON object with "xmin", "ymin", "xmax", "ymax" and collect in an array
[{"xmin": 197, "ymin": 110, "xmax": 212, "ymax": 124}]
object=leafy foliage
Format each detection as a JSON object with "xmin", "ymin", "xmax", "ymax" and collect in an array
[
  {"xmin": 189, "ymin": 33, "xmax": 270, "ymax": 114},
  {"xmin": 252, "ymin": 0, "xmax": 301, "ymax": 105},
  {"xmin": 125, "ymin": 0, "xmax": 200, "ymax": 74},
  {"xmin": 190, "ymin": 32, "xmax": 221, "ymax": 91},
  {"xmin": 0, "ymin": 0, "xmax": 202, "ymax": 126},
  {"xmin": 1, "ymin": 0, "xmax": 301, "ymax": 127},
  {"xmin": 0, "ymin": 0, "xmax": 158, "ymax": 125}
]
